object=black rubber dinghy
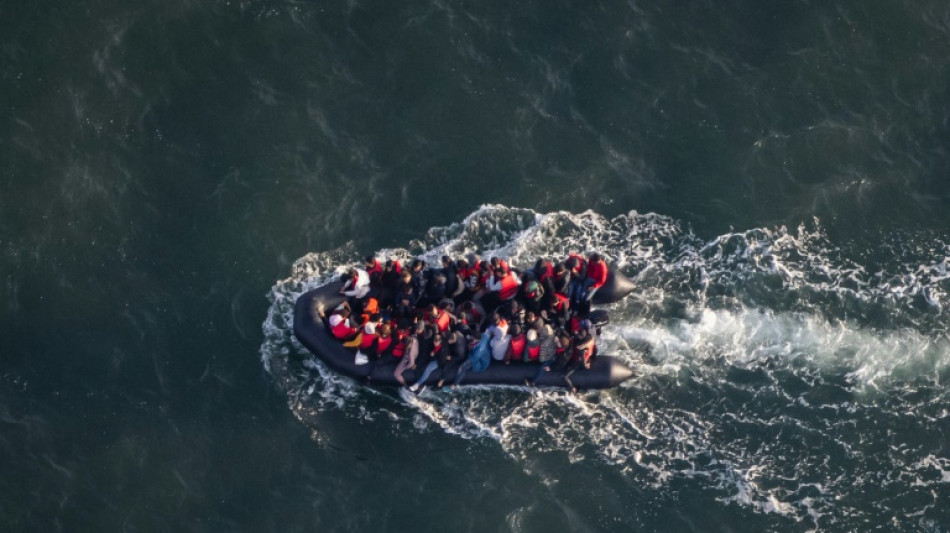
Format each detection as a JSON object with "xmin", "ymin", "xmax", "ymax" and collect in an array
[{"xmin": 293, "ymin": 270, "xmax": 637, "ymax": 390}]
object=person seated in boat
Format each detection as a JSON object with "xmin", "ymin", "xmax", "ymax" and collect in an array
[
  {"xmin": 441, "ymin": 255, "xmax": 463, "ymax": 300},
  {"xmin": 524, "ymin": 310, "xmax": 544, "ymax": 334},
  {"xmin": 550, "ymin": 328, "xmax": 575, "ymax": 377},
  {"xmin": 408, "ymin": 325, "xmax": 439, "ymax": 392},
  {"xmin": 521, "ymin": 271, "xmax": 545, "ymax": 315},
  {"xmin": 425, "ymin": 302, "xmax": 456, "ymax": 333},
  {"xmin": 526, "ymin": 323, "xmax": 558, "ymax": 385},
  {"xmin": 524, "ymin": 327, "xmax": 541, "ymax": 363},
  {"xmin": 426, "ymin": 271, "xmax": 448, "ymax": 305},
  {"xmin": 457, "ymin": 300, "xmax": 483, "ymax": 331},
  {"xmin": 340, "ymin": 267, "xmax": 371, "ymax": 313},
  {"xmin": 540, "ymin": 291, "xmax": 570, "ymax": 330},
  {"xmin": 394, "ymin": 276, "xmax": 418, "ymax": 318},
  {"xmin": 504, "ymin": 324, "xmax": 526, "ymax": 365},
  {"xmin": 489, "ymin": 256, "xmax": 510, "ymax": 273},
  {"xmin": 394, "ymin": 321, "xmax": 426, "ymax": 386},
  {"xmin": 378, "ymin": 259, "xmax": 403, "ymax": 307},
  {"xmin": 438, "ymin": 325, "xmax": 469, "ymax": 387},
  {"xmin": 584, "ymin": 253, "xmax": 608, "ymax": 300},
  {"xmin": 356, "ymin": 313, "xmax": 381, "ymax": 352},
  {"xmin": 483, "ymin": 264, "xmax": 521, "ymax": 314},
  {"xmin": 552, "ymin": 261, "xmax": 571, "ymax": 299},
  {"xmin": 563, "ymin": 326, "xmax": 596, "ymax": 392},
  {"xmin": 501, "ymin": 297, "xmax": 525, "ymax": 327},
  {"xmin": 364, "ymin": 255, "xmax": 382, "ymax": 279},
  {"xmin": 408, "ymin": 259, "xmax": 429, "ymax": 306},
  {"xmin": 487, "ymin": 313, "xmax": 510, "ymax": 362},
  {"xmin": 565, "ymin": 254, "xmax": 588, "ymax": 306},
  {"xmin": 328, "ymin": 306, "xmax": 359, "ymax": 341}
]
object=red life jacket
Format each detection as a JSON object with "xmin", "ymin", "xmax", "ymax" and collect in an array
[
  {"xmin": 509, "ymin": 335, "xmax": 526, "ymax": 358},
  {"xmin": 359, "ymin": 324, "xmax": 377, "ymax": 350},
  {"xmin": 391, "ymin": 330, "xmax": 408, "ymax": 357},
  {"xmin": 569, "ymin": 316, "xmax": 581, "ymax": 333},
  {"xmin": 586, "ymin": 258, "xmax": 608, "ymax": 289},
  {"xmin": 366, "ymin": 260, "xmax": 382, "ymax": 278},
  {"xmin": 568, "ymin": 253, "xmax": 587, "ymax": 272},
  {"xmin": 499, "ymin": 272, "xmax": 519, "ymax": 300},
  {"xmin": 435, "ymin": 310, "xmax": 451, "ymax": 332},
  {"xmin": 331, "ymin": 318, "xmax": 356, "ymax": 340},
  {"xmin": 539, "ymin": 261, "xmax": 554, "ymax": 283},
  {"xmin": 553, "ymin": 293, "xmax": 569, "ymax": 312},
  {"xmin": 376, "ymin": 335, "xmax": 393, "ymax": 354},
  {"xmin": 527, "ymin": 343, "xmax": 541, "ymax": 361}
]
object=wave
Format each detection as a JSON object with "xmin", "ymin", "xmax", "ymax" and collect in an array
[{"xmin": 261, "ymin": 204, "xmax": 950, "ymax": 530}]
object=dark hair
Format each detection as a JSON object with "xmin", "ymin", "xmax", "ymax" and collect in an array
[
  {"xmin": 589, "ymin": 253, "xmax": 601, "ymax": 262},
  {"xmin": 456, "ymin": 259, "xmax": 469, "ymax": 269},
  {"xmin": 369, "ymin": 313, "xmax": 381, "ymax": 322},
  {"xmin": 365, "ymin": 255, "xmax": 376, "ymax": 263}
]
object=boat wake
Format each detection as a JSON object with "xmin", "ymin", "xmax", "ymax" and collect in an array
[{"xmin": 261, "ymin": 204, "xmax": 950, "ymax": 530}]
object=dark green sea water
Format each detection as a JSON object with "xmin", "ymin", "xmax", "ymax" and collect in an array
[{"xmin": 4, "ymin": 1, "xmax": 950, "ymax": 531}]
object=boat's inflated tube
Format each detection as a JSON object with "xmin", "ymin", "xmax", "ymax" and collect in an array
[
  {"xmin": 591, "ymin": 269, "xmax": 636, "ymax": 305},
  {"xmin": 293, "ymin": 271, "xmax": 636, "ymax": 390}
]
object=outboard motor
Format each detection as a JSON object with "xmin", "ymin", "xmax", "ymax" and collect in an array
[{"xmin": 588, "ymin": 309, "xmax": 609, "ymax": 337}]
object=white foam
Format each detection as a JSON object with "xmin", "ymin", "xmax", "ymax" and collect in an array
[{"xmin": 260, "ymin": 204, "xmax": 950, "ymax": 528}]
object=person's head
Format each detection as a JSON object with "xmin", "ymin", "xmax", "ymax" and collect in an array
[
  {"xmin": 365, "ymin": 255, "xmax": 377, "ymax": 267},
  {"xmin": 369, "ymin": 313, "xmax": 381, "ymax": 324},
  {"xmin": 510, "ymin": 324, "xmax": 523, "ymax": 337},
  {"xmin": 338, "ymin": 307, "xmax": 350, "ymax": 318},
  {"xmin": 525, "ymin": 311, "xmax": 537, "ymax": 323},
  {"xmin": 414, "ymin": 321, "xmax": 426, "ymax": 335},
  {"xmin": 526, "ymin": 329, "xmax": 539, "ymax": 344},
  {"xmin": 428, "ymin": 303, "xmax": 439, "ymax": 315},
  {"xmin": 575, "ymin": 327, "xmax": 589, "ymax": 339},
  {"xmin": 441, "ymin": 255, "xmax": 452, "ymax": 267},
  {"xmin": 411, "ymin": 259, "xmax": 424, "ymax": 272},
  {"xmin": 566, "ymin": 257, "xmax": 579, "ymax": 270},
  {"xmin": 348, "ymin": 267, "xmax": 359, "ymax": 277},
  {"xmin": 491, "ymin": 313, "xmax": 502, "ymax": 326},
  {"xmin": 400, "ymin": 270, "xmax": 412, "ymax": 282},
  {"xmin": 385, "ymin": 259, "xmax": 396, "ymax": 270},
  {"xmin": 555, "ymin": 262, "xmax": 567, "ymax": 274},
  {"xmin": 456, "ymin": 258, "xmax": 469, "ymax": 270},
  {"xmin": 589, "ymin": 252, "xmax": 602, "ymax": 263},
  {"xmin": 377, "ymin": 324, "xmax": 391, "ymax": 337}
]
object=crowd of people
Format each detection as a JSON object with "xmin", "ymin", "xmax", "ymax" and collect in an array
[{"xmin": 316, "ymin": 251, "xmax": 614, "ymax": 392}]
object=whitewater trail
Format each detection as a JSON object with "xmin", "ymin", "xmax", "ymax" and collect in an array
[{"xmin": 261, "ymin": 205, "xmax": 950, "ymax": 530}]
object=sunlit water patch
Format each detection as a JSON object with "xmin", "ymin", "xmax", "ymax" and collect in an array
[{"xmin": 262, "ymin": 205, "xmax": 950, "ymax": 530}]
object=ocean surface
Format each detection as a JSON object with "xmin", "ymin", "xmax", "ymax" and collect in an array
[{"xmin": 3, "ymin": 1, "xmax": 950, "ymax": 531}]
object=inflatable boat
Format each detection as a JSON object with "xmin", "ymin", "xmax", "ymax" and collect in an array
[{"xmin": 292, "ymin": 270, "xmax": 637, "ymax": 390}]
